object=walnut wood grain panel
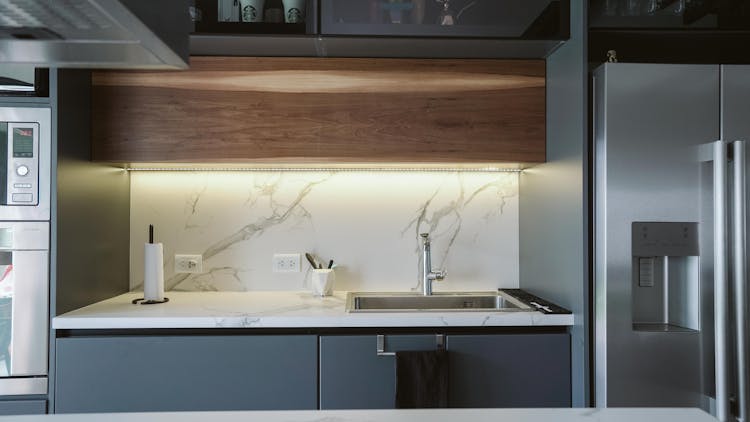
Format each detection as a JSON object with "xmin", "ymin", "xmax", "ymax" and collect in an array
[{"xmin": 92, "ymin": 57, "xmax": 545, "ymax": 163}]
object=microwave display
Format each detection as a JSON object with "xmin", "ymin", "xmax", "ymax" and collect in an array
[{"xmin": 12, "ymin": 128, "xmax": 33, "ymax": 158}]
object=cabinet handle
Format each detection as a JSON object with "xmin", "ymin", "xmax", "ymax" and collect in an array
[{"xmin": 376, "ymin": 335, "xmax": 395, "ymax": 356}]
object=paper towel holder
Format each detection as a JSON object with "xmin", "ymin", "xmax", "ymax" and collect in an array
[
  {"xmin": 136, "ymin": 224, "xmax": 169, "ymax": 305},
  {"xmin": 132, "ymin": 297, "xmax": 170, "ymax": 305}
]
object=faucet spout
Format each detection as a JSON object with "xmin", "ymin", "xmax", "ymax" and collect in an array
[{"xmin": 420, "ymin": 233, "xmax": 446, "ymax": 296}]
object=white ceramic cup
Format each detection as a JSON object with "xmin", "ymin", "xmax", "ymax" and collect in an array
[
  {"xmin": 311, "ymin": 269, "xmax": 334, "ymax": 296},
  {"xmin": 282, "ymin": 0, "xmax": 305, "ymax": 23},
  {"xmin": 240, "ymin": 0, "xmax": 265, "ymax": 22}
]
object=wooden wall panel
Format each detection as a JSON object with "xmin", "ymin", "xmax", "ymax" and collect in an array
[{"xmin": 92, "ymin": 57, "xmax": 545, "ymax": 164}]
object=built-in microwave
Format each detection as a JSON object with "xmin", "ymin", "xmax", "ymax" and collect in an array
[{"xmin": 0, "ymin": 108, "xmax": 50, "ymax": 221}]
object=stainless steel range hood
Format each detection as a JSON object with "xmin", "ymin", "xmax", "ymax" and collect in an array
[{"xmin": 0, "ymin": 0, "xmax": 189, "ymax": 69}]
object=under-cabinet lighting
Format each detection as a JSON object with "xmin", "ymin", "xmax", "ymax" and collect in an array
[{"xmin": 123, "ymin": 165, "xmax": 524, "ymax": 173}]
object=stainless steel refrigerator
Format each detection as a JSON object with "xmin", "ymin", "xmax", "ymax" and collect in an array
[{"xmin": 593, "ymin": 63, "xmax": 749, "ymax": 422}]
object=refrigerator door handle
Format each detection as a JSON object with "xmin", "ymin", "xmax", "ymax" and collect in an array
[
  {"xmin": 714, "ymin": 140, "xmax": 730, "ymax": 422},
  {"xmin": 733, "ymin": 140, "xmax": 748, "ymax": 422}
]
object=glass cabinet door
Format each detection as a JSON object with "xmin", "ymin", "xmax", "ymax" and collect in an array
[
  {"xmin": 320, "ymin": 0, "xmax": 569, "ymax": 39},
  {"xmin": 193, "ymin": 0, "xmax": 317, "ymax": 34},
  {"xmin": 590, "ymin": 0, "xmax": 749, "ymax": 30}
]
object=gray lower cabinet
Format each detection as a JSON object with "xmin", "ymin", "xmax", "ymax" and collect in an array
[
  {"xmin": 0, "ymin": 400, "xmax": 46, "ymax": 415},
  {"xmin": 55, "ymin": 335, "xmax": 317, "ymax": 413},
  {"xmin": 319, "ymin": 334, "xmax": 439, "ymax": 409},
  {"xmin": 319, "ymin": 333, "xmax": 570, "ymax": 409},
  {"xmin": 447, "ymin": 334, "xmax": 571, "ymax": 407}
]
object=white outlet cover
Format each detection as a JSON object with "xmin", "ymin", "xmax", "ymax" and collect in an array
[
  {"xmin": 273, "ymin": 253, "xmax": 300, "ymax": 273},
  {"xmin": 175, "ymin": 254, "xmax": 203, "ymax": 274}
]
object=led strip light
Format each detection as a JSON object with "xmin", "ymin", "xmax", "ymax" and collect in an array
[{"xmin": 124, "ymin": 167, "xmax": 523, "ymax": 173}]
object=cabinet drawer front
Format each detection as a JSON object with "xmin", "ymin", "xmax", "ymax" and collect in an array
[{"xmin": 55, "ymin": 335, "xmax": 317, "ymax": 413}]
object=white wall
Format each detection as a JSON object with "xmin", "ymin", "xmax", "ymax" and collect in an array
[{"xmin": 130, "ymin": 171, "xmax": 520, "ymax": 293}]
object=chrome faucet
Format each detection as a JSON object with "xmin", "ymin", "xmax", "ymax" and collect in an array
[{"xmin": 421, "ymin": 233, "xmax": 446, "ymax": 296}]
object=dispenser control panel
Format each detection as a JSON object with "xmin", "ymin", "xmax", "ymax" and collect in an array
[{"xmin": 632, "ymin": 222, "xmax": 699, "ymax": 257}]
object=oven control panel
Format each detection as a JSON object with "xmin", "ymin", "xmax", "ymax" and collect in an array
[{"xmin": 5, "ymin": 123, "xmax": 38, "ymax": 205}]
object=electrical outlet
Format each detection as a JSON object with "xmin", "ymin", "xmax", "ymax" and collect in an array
[
  {"xmin": 273, "ymin": 253, "xmax": 300, "ymax": 273},
  {"xmin": 175, "ymin": 254, "xmax": 203, "ymax": 274}
]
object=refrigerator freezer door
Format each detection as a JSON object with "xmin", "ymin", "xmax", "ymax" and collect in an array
[{"xmin": 594, "ymin": 63, "xmax": 720, "ymax": 408}]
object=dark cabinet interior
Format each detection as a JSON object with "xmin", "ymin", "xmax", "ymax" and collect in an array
[
  {"xmin": 321, "ymin": 0, "xmax": 568, "ymax": 39},
  {"xmin": 588, "ymin": 0, "xmax": 750, "ymax": 64},
  {"xmin": 192, "ymin": 0, "xmax": 318, "ymax": 34}
]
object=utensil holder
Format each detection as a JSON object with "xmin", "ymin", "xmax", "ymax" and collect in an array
[{"xmin": 312, "ymin": 269, "xmax": 334, "ymax": 296}]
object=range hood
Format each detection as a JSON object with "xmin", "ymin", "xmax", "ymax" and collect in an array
[{"xmin": 0, "ymin": 0, "xmax": 189, "ymax": 69}]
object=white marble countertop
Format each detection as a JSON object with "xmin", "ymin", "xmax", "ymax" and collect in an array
[
  {"xmin": 0, "ymin": 408, "xmax": 718, "ymax": 422},
  {"xmin": 52, "ymin": 291, "xmax": 574, "ymax": 329}
]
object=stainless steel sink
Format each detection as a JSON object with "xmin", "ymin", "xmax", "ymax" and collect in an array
[{"xmin": 346, "ymin": 291, "xmax": 532, "ymax": 313}]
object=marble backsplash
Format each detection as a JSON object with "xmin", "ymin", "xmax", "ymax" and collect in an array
[{"xmin": 129, "ymin": 171, "xmax": 519, "ymax": 293}]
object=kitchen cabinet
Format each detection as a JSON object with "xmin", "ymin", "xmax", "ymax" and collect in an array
[
  {"xmin": 321, "ymin": 0, "xmax": 568, "ymax": 39},
  {"xmin": 319, "ymin": 335, "xmax": 438, "ymax": 409},
  {"xmin": 189, "ymin": 1, "xmax": 568, "ymax": 58},
  {"xmin": 447, "ymin": 334, "xmax": 570, "ymax": 407},
  {"xmin": 192, "ymin": 0, "xmax": 318, "ymax": 35},
  {"xmin": 319, "ymin": 333, "xmax": 570, "ymax": 409},
  {"xmin": 0, "ymin": 400, "xmax": 46, "ymax": 415},
  {"xmin": 54, "ymin": 335, "xmax": 317, "ymax": 413},
  {"xmin": 588, "ymin": 0, "xmax": 750, "ymax": 63},
  {"xmin": 91, "ymin": 56, "xmax": 545, "ymax": 164}
]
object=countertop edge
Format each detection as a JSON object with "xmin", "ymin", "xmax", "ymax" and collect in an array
[
  {"xmin": 51, "ymin": 291, "xmax": 575, "ymax": 330},
  {"xmin": 52, "ymin": 313, "xmax": 575, "ymax": 330}
]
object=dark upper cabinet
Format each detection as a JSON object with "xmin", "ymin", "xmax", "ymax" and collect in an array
[
  {"xmin": 590, "ymin": 0, "xmax": 734, "ymax": 29},
  {"xmin": 192, "ymin": 0, "xmax": 318, "ymax": 35},
  {"xmin": 189, "ymin": 0, "xmax": 569, "ymax": 58},
  {"xmin": 320, "ymin": 0, "xmax": 568, "ymax": 39},
  {"xmin": 588, "ymin": 0, "xmax": 750, "ymax": 64}
]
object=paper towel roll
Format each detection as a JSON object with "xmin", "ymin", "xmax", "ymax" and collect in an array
[{"xmin": 144, "ymin": 243, "xmax": 165, "ymax": 301}]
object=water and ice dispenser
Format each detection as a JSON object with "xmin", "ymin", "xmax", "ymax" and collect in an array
[{"xmin": 631, "ymin": 222, "xmax": 700, "ymax": 332}]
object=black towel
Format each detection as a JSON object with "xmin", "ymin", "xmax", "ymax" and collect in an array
[{"xmin": 394, "ymin": 350, "xmax": 449, "ymax": 408}]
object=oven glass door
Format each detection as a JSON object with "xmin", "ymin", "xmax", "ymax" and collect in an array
[{"xmin": 0, "ymin": 223, "xmax": 48, "ymax": 378}]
